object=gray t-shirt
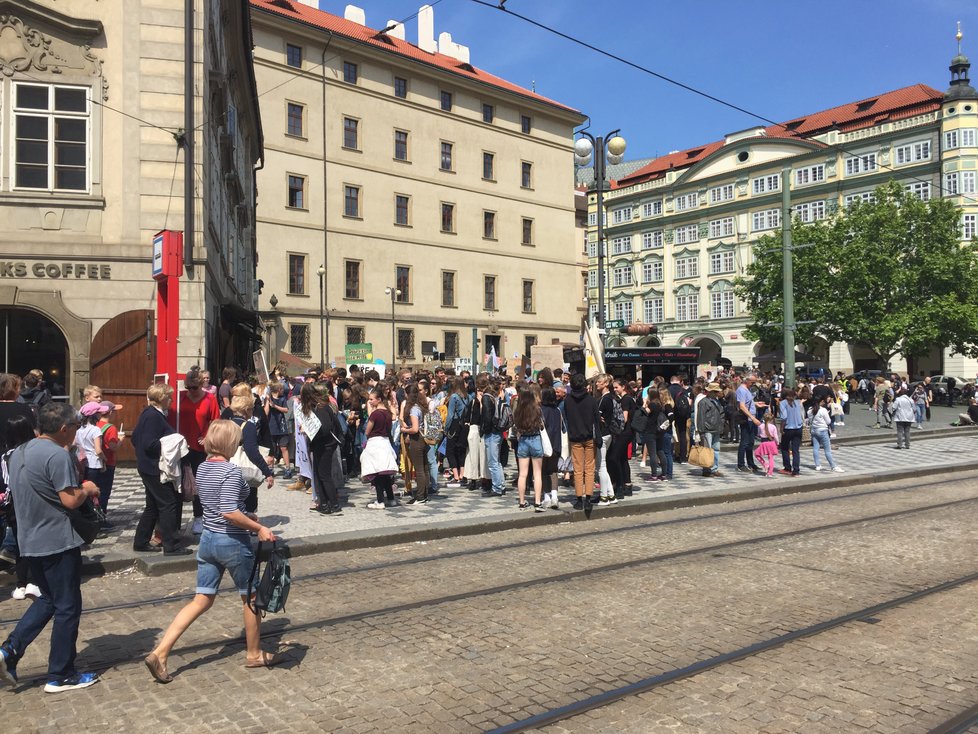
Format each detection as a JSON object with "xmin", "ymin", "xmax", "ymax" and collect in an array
[{"xmin": 9, "ymin": 438, "xmax": 82, "ymax": 556}]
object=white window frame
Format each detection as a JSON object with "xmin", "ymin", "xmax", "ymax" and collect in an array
[
  {"xmin": 710, "ymin": 290, "xmax": 735, "ymax": 319},
  {"xmin": 613, "ymin": 301, "xmax": 633, "ymax": 323},
  {"xmin": 675, "ymin": 256, "xmax": 699, "ymax": 279},
  {"xmin": 845, "ymin": 153, "xmax": 877, "ymax": 176},
  {"xmin": 587, "ymin": 241, "xmax": 598, "ymax": 258},
  {"xmin": 588, "ymin": 212, "xmax": 597, "ymax": 226},
  {"xmin": 611, "ymin": 236, "xmax": 632, "ymax": 255},
  {"xmin": 642, "ymin": 230, "xmax": 663, "ymax": 249},
  {"xmin": 675, "ymin": 192, "xmax": 699, "ymax": 211},
  {"xmin": 962, "ymin": 171, "xmax": 977, "ymax": 195},
  {"xmin": 709, "ymin": 251, "xmax": 735, "ymax": 275},
  {"xmin": 643, "ymin": 297, "xmax": 664, "ymax": 324},
  {"xmin": 642, "ymin": 200, "xmax": 663, "ymax": 217},
  {"xmin": 793, "ymin": 200, "xmax": 826, "ymax": 223},
  {"xmin": 905, "ymin": 181, "xmax": 931, "ymax": 201},
  {"xmin": 963, "ymin": 214, "xmax": 977, "ymax": 240},
  {"xmin": 794, "ymin": 164, "xmax": 825, "ymax": 186},
  {"xmin": 709, "ymin": 183, "xmax": 734, "ymax": 204},
  {"xmin": 587, "ymin": 270, "xmax": 598, "ymax": 288},
  {"xmin": 945, "ymin": 130, "xmax": 959, "ymax": 149},
  {"xmin": 674, "ymin": 224, "xmax": 699, "ymax": 245},
  {"xmin": 612, "ymin": 264, "xmax": 633, "ymax": 287},
  {"xmin": 752, "ymin": 208, "xmax": 781, "ymax": 231},
  {"xmin": 895, "ymin": 140, "xmax": 932, "ymax": 165},
  {"xmin": 612, "ymin": 206, "xmax": 633, "ymax": 224},
  {"xmin": 752, "ymin": 174, "xmax": 780, "ymax": 195},
  {"xmin": 844, "ymin": 191, "xmax": 875, "ymax": 208},
  {"xmin": 962, "ymin": 128, "xmax": 977, "ymax": 147},
  {"xmin": 708, "ymin": 217, "xmax": 734, "ymax": 238},
  {"xmin": 945, "ymin": 173, "xmax": 960, "ymax": 196},
  {"xmin": 675, "ymin": 293, "xmax": 699, "ymax": 321},
  {"xmin": 641, "ymin": 261, "xmax": 663, "ymax": 283}
]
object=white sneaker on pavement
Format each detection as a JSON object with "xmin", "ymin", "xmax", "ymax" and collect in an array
[
  {"xmin": 11, "ymin": 587, "xmax": 26, "ymax": 600},
  {"xmin": 366, "ymin": 501, "xmax": 386, "ymax": 509},
  {"xmin": 24, "ymin": 583, "xmax": 41, "ymax": 598},
  {"xmin": 832, "ymin": 466, "xmax": 846, "ymax": 473}
]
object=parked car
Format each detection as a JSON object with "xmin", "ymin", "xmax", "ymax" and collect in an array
[{"xmin": 927, "ymin": 375, "xmax": 970, "ymax": 404}]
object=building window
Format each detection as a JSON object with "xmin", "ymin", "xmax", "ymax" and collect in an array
[
  {"xmin": 962, "ymin": 171, "xmax": 977, "ymax": 195},
  {"xmin": 287, "ymin": 174, "xmax": 305, "ymax": 209},
  {"xmin": 611, "ymin": 236, "xmax": 631, "ymax": 255},
  {"xmin": 441, "ymin": 202, "xmax": 455, "ymax": 233},
  {"xmin": 483, "ymin": 210, "xmax": 496, "ymax": 239},
  {"xmin": 394, "ymin": 130, "xmax": 409, "ymax": 161},
  {"xmin": 344, "ymin": 260, "xmax": 361, "ymax": 299},
  {"xmin": 675, "ymin": 192, "xmax": 698, "ymax": 211},
  {"xmin": 905, "ymin": 181, "xmax": 931, "ymax": 201},
  {"xmin": 286, "ymin": 43, "xmax": 302, "ymax": 68},
  {"xmin": 587, "ymin": 241, "xmax": 598, "ymax": 258},
  {"xmin": 612, "ymin": 265, "xmax": 633, "ymax": 287},
  {"xmin": 521, "ymin": 279, "xmax": 535, "ymax": 313},
  {"xmin": 613, "ymin": 301, "xmax": 633, "ymax": 323},
  {"xmin": 442, "ymin": 271, "xmax": 456, "ymax": 307},
  {"xmin": 521, "ymin": 218, "xmax": 534, "ymax": 246},
  {"xmin": 675, "ymin": 292, "xmax": 699, "ymax": 321},
  {"xmin": 709, "ymin": 184, "xmax": 734, "ymax": 203},
  {"xmin": 524, "ymin": 335, "xmax": 537, "ymax": 356},
  {"xmin": 675, "ymin": 256, "xmax": 699, "ymax": 279},
  {"xmin": 288, "ymin": 253, "xmax": 306, "ymax": 295},
  {"xmin": 709, "ymin": 217, "xmax": 734, "ymax": 238},
  {"xmin": 482, "ymin": 103, "xmax": 494, "ymax": 123},
  {"xmin": 674, "ymin": 224, "xmax": 699, "ymax": 245},
  {"xmin": 483, "ymin": 151, "xmax": 495, "ymax": 180},
  {"xmin": 344, "ymin": 184, "xmax": 360, "ymax": 217},
  {"xmin": 441, "ymin": 141, "xmax": 454, "ymax": 171},
  {"xmin": 946, "ymin": 130, "xmax": 959, "ymax": 149},
  {"xmin": 710, "ymin": 289, "xmax": 735, "ymax": 319},
  {"xmin": 794, "ymin": 164, "xmax": 824, "ymax": 186},
  {"xmin": 962, "ymin": 128, "xmax": 977, "ymax": 147},
  {"xmin": 440, "ymin": 90, "xmax": 453, "ymax": 111},
  {"xmin": 963, "ymin": 214, "xmax": 977, "ymax": 240},
  {"xmin": 752, "ymin": 174, "xmax": 780, "ymax": 195},
  {"xmin": 521, "ymin": 161, "xmax": 533, "ymax": 188},
  {"xmin": 395, "ymin": 265, "xmax": 410, "ymax": 302},
  {"xmin": 845, "ymin": 153, "xmax": 877, "ymax": 175},
  {"xmin": 642, "ymin": 231, "xmax": 663, "ymax": 249},
  {"xmin": 895, "ymin": 140, "xmax": 931, "ymax": 165},
  {"xmin": 612, "ymin": 206, "xmax": 632, "ymax": 224},
  {"xmin": 641, "ymin": 261, "xmax": 663, "ymax": 283},
  {"xmin": 393, "ymin": 76, "xmax": 408, "ymax": 98},
  {"xmin": 444, "ymin": 331, "xmax": 459, "ymax": 358},
  {"xmin": 286, "ymin": 102, "xmax": 304, "ymax": 137},
  {"xmin": 13, "ymin": 83, "xmax": 90, "ymax": 191},
  {"xmin": 588, "ymin": 270, "xmax": 598, "ymax": 288},
  {"xmin": 397, "ymin": 329, "xmax": 414, "ymax": 359},
  {"xmin": 644, "ymin": 297, "xmax": 664, "ymax": 324},
  {"xmin": 520, "ymin": 114, "xmax": 531, "ymax": 134},
  {"xmin": 289, "ymin": 324, "xmax": 310, "ymax": 357},
  {"xmin": 346, "ymin": 326, "xmax": 365, "ymax": 345},
  {"xmin": 845, "ymin": 191, "xmax": 875, "ymax": 208},
  {"xmin": 484, "ymin": 276, "xmax": 496, "ymax": 310},
  {"xmin": 588, "ymin": 212, "xmax": 597, "ymax": 226},
  {"xmin": 342, "ymin": 61, "xmax": 358, "ymax": 84},
  {"xmin": 643, "ymin": 200, "xmax": 663, "ymax": 217},
  {"xmin": 395, "ymin": 194, "xmax": 411, "ymax": 225},
  {"xmin": 709, "ymin": 251, "xmax": 735, "ymax": 275},
  {"xmin": 752, "ymin": 208, "xmax": 781, "ymax": 231},
  {"xmin": 792, "ymin": 200, "xmax": 826, "ymax": 222},
  {"xmin": 342, "ymin": 117, "xmax": 359, "ymax": 149}
]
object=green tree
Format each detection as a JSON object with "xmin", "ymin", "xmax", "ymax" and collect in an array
[{"xmin": 735, "ymin": 180, "xmax": 978, "ymax": 366}]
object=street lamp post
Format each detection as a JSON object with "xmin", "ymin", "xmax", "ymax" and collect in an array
[
  {"xmin": 575, "ymin": 130, "xmax": 627, "ymax": 337},
  {"xmin": 385, "ymin": 286, "xmax": 401, "ymax": 366},
  {"xmin": 317, "ymin": 264, "xmax": 326, "ymax": 368}
]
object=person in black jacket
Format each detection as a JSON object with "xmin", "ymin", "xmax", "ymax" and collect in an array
[
  {"xmin": 229, "ymin": 395, "xmax": 274, "ymax": 513},
  {"xmin": 479, "ymin": 377, "xmax": 506, "ymax": 496},
  {"xmin": 131, "ymin": 383, "xmax": 189, "ymax": 555},
  {"xmin": 563, "ymin": 373, "xmax": 599, "ymax": 510},
  {"xmin": 302, "ymin": 383, "xmax": 343, "ymax": 515}
]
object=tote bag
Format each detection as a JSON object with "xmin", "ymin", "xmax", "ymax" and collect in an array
[{"xmin": 540, "ymin": 425, "xmax": 553, "ymax": 458}]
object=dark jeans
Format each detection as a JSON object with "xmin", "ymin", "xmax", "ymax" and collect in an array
[
  {"xmin": 185, "ymin": 450, "xmax": 207, "ymax": 518},
  {"xmin": 657, "ymin": 432, "xmax": 674, "ymax": 478},
  {"xmin": 3, "ymin": 547, "xmax": 83, "ymax": 682},
  {"xmin": 673, "ymin": 416, "xmax": 689, "ymax": 463},
  {"xmin": 608, "ymin": 432, "xmax": 631, "ymax": 491},
  {"xmin": 94, "ymin": 465, "xmax": 116, "ymax": 513},
  {"xmin": 780, "ymin": 428, "xmax": 802, "ymax": 475},
  {"xmin": 134, "ymin": 470, "xmax": 182, "ymax": 552},
  {"xmin": 737, "ymin": 421, "xmax": 758, "ymax": 469},
  {"xmin": 313, "ymin": 444, "xmax": 339, "ymax": 508}
]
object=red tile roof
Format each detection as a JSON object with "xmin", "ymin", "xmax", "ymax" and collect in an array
[
  {"xmin": 249, "ymin": 0, "xmax": 580, "ymax": 114},
  {"xmin": 616, "ymin": 83, "xmax": 942, "ymax": 188}
]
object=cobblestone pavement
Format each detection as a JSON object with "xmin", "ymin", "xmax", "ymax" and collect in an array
[
  {"xmin": 74, "ymin": 422, "xmax": 978, "ymax": 571},
  {"xmin": 3, "ymin": 471, "xmax": 978, "ymax": 731}
]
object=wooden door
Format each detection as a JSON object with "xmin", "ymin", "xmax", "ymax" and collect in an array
[{"xmin": 90, "ymin": 310, "xmax": 155, "ymax": 463}]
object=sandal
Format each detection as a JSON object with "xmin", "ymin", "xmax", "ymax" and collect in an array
[
  {"xmin": 144, "ymin": 652, "xmax": 173, "ymax": 683},
  {"xmin": 245, "ymin": 650, "xmax": 285, "ymax": 669}
]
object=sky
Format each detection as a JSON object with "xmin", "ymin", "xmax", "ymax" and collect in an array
[{"xmin": 311, "ymin": 0, "xmax": 978, "ymax": 161}]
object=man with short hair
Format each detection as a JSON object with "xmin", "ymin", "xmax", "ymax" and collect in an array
[
  {"xmin": 0, "ymin": 403, "xmax": 101, "ymax": 693},
  {"xmin": 736, "ymin": 374, "xmax": 763, "ymax": 473},
  {"xmin": 668, "ymin": 374, "xmax": 691, "ymax": 464}
]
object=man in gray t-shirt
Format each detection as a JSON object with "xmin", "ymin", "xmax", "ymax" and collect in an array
[{"xmin": 0, "ymin": 402, "xmax": 102, "ymax": 694}]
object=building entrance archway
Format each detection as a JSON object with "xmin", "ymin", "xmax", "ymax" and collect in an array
[{"xmin": 0, "ymin": 308, "xmax": 69, "ymax": 397}]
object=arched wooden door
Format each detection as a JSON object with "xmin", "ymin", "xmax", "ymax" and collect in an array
[{"xmin": 90, "ymin": 310, "xmax": 155, "ymax": 463}]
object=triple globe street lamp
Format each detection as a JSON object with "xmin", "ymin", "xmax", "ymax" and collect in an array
[{"xmin": 575, "ymin": 131, "xmax": 627, "ymax": 336}]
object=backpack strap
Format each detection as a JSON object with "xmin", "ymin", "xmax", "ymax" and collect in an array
[{"xmin": 248, "ymin": 539, "xmax": 266, "ymax": 617}]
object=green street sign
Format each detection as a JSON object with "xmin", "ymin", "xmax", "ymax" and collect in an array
[
  {"xmin": 344, "ymin": 342, "xmax": 374, "ymax": 363},
  {"xmin": 605, "ymin": 319, "xmax": 625, "ymax": 329}
]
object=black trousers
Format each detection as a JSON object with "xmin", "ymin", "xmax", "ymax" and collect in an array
[
  {"xmin": 184, "ymin": 449, "xmax": 206, "ymax": 518},
  {"xmin": 446, "ymin": 428, "xmax": 468, "ymax": 471},
  {"xmin": 780, "ymin": 428, "xmax": 802, "ymax": 475},
  {"xmin": 134, "ymin": 471, "xmax": 182, "ymax": 552},
  {"xmin": 673, "ymin": 416, "xmax": 689, "ymax": 462},
  {"xmin": 313, "ymin": 444, "xmax": 339, "ymax": 508},
  {"xmin": 608, "ymin": 432, "xmax": 631, "ymax": 490}
]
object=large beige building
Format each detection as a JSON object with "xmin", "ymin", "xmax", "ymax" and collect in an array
[
  {"xmin": 249, "ymin": 0, "xmax": 585, "ymax": 371},
  {"xmin": 0, "ymin": 0, "xmax": 262, "ymax": 427}
]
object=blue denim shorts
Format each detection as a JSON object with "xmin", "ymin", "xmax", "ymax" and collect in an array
[
  {"xmin": 195, "ymin": 530, "xmax": 255, "ymax": 596},
  {"xmin": 516, "ymin": 433, "xmax": 543, "ymax": 459}
]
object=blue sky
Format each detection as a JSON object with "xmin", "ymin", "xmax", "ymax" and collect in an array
[{"xmin": 315, "ymin": 0, "xmax": 978, "ymax": 160}]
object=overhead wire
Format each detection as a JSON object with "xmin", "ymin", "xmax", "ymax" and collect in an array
[{"xmin": 469, "ymin": 0, "xmax": 978, "ymax": 208}]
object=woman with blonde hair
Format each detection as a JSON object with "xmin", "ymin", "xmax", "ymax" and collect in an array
[
  {"xmin": 229, "ymin": 394, "xmax": 274, "ymax": 512},
  {"xmin": 144, "ymin": 420, "xmax": 281, "ymax": 683}
]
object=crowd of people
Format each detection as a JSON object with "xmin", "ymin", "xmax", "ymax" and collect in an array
[{"xmin": 0, "ymin": 361, "xmax": 969, "ymax": 692}]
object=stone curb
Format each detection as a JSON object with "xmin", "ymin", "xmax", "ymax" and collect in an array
[{"xmin": 80, "ymin": 458, "xmax": 978, "ymax": 578}]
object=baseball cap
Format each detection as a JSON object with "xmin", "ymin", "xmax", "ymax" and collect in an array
[{"xmin": 80, "ymin": 401, "xmax": 110, "ymax": 416}]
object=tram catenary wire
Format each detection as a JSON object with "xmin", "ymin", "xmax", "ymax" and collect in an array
[
  {"xmin": 4, "ymin": 470, "xmax": 975, "ymax": 626},
  {"xmin": 8, "ymin": 483, "xmax": 978, "ymax": 685}
]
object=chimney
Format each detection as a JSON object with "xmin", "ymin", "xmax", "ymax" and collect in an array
[
  {"xmin": 438, "ymin": 31, "xmax": 470, "ymax": 63},
  {"xmin": 417, "ymin": 4, "xmax": 436, "ymax": 53},
  {"xmin": 384, "ymin": 20, "xmax": 405, "ymax": 40},
  {"xmin": 344, "ymin": 4, "xmax": 366, "ymax": 25}
]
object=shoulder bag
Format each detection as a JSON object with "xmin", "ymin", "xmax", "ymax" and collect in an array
[
  {"xmin": 540, "ymin": 422, "xmax": 553, "ymax": 458},
  {"xmin": 231, "ymin": 447, "xmax": 265, "ymax": 488}
]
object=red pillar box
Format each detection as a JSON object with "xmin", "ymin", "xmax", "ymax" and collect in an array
[{"xmin": 153, "ymin": 230, "xmax": 184, "ymax": 383}]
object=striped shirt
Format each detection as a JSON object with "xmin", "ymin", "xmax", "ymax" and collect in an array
[{"xmin": 195, "ymin": 459, "xmax": 249, "ymax": 535}]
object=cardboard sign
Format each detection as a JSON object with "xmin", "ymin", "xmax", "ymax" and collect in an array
[
  {"xmin": 530, "ymin": 345, "xmax": 564, "ymax": 377},
  {"xmin": 252, "ymin": 349, "xmax": 269, "ymax": 383},
  {"xmin": 344, "ymin": 343, "xmax": 373, "ymax": 363}
]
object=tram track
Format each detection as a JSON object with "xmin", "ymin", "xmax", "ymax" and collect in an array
[
  {"xmin": 8, "ymin": 484, "xmax": 978, "ymax": 689},
  {"xmin": 4, "ymin": 470, "xmax": 973, "ymax": 625}
]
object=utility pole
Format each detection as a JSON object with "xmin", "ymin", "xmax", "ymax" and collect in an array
[
  {"xmin": 781, "ymin": 165, "xmax": 795, "ymax": 388},
  {"xmin": 183, "ymin": 0, "xmax": 194, "ymax": 272}
]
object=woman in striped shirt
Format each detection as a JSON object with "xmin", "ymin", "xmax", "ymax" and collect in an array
[{"xmin": 144, "ymin": 420, "xmax": 282, "ymax": 684}]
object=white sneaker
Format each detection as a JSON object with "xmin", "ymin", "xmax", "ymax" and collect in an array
[
  {"xmin": 550, "ymin": 495, "xmax": 560, "ymax": 509},
  {"xmin": 190, "ymin": 517, "xmax": 203, "ymax": 535},
  {"xmin": 639, "ymin": 461, "xmax": 649, "ymax": 468},
  {"xmin": 832, "ymin": 466, "xmax": 846, "ymax": 473},
  {"xmin": 814, "ymin": 466, "xmax": 824, "ymax": 472},
  {"xmin": 11, "ymin": 587, "xmax": 26, "ymax": 600},
  {"xmin": 829, "ymin": 432, "xmax": 837, "ymax": 438},
  {"xmin": 24, "ymin": 583, "xmax": 41, "ymax": 599},
  {"xmin": 366, "ymin": 501, "xmax": 386, "ymax": 509}
]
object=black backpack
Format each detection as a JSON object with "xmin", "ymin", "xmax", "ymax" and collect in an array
[
  {"xmin": 630, "ymin": 407, "xmax": 651, "ymax": 434},
  {"xmin": 248, "ymin": 541, "xmax": 292, "ymax": 616},
  {"xmin": 493, "ymin": 398, "xmax": 513, "ymax": 433},
  {"xmin": 671, "ymin": 387, "xmax": 691, "ymax": 419},
  {"xmin": 601, "ymin": 394, "xmax": 626, "ymax": 434}
]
